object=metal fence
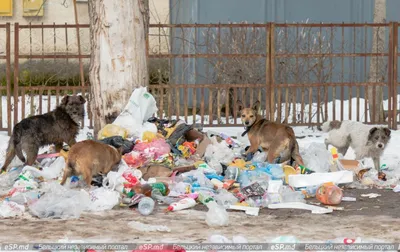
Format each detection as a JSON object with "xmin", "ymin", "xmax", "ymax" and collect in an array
[
  {"xmin": 148, "ymin": 22, "xmax": 400, "ymax": 129},
  {"xmin": 0, "ymin": 22, "xmax": 399, "ymax": 135}
]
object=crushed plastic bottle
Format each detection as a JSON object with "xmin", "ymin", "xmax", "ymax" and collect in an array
[
  {"xmin": 138, "ymin": 197, "xmax": 155, "ymax": 216},
  {"xmin": 205, "ymin": 200, "xmax": 229, "ymax": 227},
  {"xmin": 251, "ymin": 152, "xmax": 267, "ymax": 163},
  {"xmin": 151, "ymin": 189, "xmax": 178, "ymax": 205}
]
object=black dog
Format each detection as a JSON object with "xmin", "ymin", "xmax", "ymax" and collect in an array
[{"xmin": 1, "ymin": 95, "xmax": 86, "ymax": 172}]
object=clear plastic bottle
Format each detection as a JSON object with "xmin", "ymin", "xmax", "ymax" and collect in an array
[
  {"xmin": 151, "ymin": 189, "xmax": 177, "ymax": 205},
  {"xmin": 138, "ymin": 197, "xmax": 155, "ymax": 216}
]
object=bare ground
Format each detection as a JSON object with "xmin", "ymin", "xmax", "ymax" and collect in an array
[{"xmin": 0, "ymin": 188, "xmax": 399, "ymax": 243}]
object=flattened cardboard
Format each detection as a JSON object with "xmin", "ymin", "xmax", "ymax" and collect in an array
[{"xmin": 194, "ymin": 136, "xmax": 212, "ymax": 157}]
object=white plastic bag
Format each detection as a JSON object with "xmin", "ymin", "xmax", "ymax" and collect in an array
[
  {"xmin": 86, "ymin": 187, "xmax": 120, "ymax": 212},
  {"xmin": 205, "ymin": 201, "xmax": 229, "ymax": 227},
  {"xmin": 112, "ymin": 87, "xmax": 158, "ymax": 138},
  {"xmin": 22, "ymin": 157, "xmax": 65, "ymax": 180},
  {"xmin": 0, "ymin": 201, "xmax": 25, "ymax": 218},
  {"xmin": 128, "ymin": 221, "xmax": 171, "ymax": 232},
  {"xmin": 301, "ymin": 143, "xmax": 333, "ymax": 173},
  {"xmin": 29, "ymin": 182, "xmax": 90, "ymax": 219}
]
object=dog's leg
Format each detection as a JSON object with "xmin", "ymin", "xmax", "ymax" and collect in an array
[
  {"xmin": 324, "ymin": 138, "xmax": 330, "ymax": 150},
  {"xmin": 24, "ymin": 145, "xmax": 39, "ymax": 166},
  {"xmin": 60, "ymin": 165, "xmax": 72, "ymax": 185},
  {"xmin": 292, "ymin": 142, "xmax": 305, "ymax": 166},
  {"xmin": 373, "ymin": 157, "xmax": 381, "ymax": 172}
]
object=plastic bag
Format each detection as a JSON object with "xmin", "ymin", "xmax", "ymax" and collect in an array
[
  {"xmin": 133, "ymin": 139, "xmax": 171, "ymax": 160},
  {"xmin": 29, "ymin": 182, "xmax": 90, "ymax": 219},
  {"xmin": 214, "ymin": 189, "xmax": 238, "ymax": 208},
  {"xmin": 128, "ymin": 221, "xmax": 171, "ymax": 232},
  {"xmin": 204, "ymin": 137, "xmax": 237, "ymax": 174},
  {"xmin": 0, "ymin": 166, "xmax": 23, "ymax": 194},
  {"xmin": 99, "ymin": 136, "xmax": 134, "ymax": 155},
  {"xmin": 22, "ymin": 157, "xmax": 65, "ymax": 180},
  {"xmin": 300, "ymin": 143, "xmax": 333, "ymax": 173},
  {"xmin": 205, "ymin": 201, "xmax": 229, "ymax": 227},
  {"xmin": 112, "ymin": 87, "xmax": 158, "ymax": 138},
  {"xmin": 13, "ymin": 170, "xmax": 39, "ymax": 190},
  {"xmin": 86, "ymin": 187, "xmax": 120, "ymax": 211},
  {"xmin": 0, "ymin": 201, "xmax": 25, "ymax": 218},
  {"xmin": 98, "ymin": 124, "xmax": 129, "ymax": 140},
  {"xmin": 123, "ymin": 151, "xmax": 151, "ymax": 169}
]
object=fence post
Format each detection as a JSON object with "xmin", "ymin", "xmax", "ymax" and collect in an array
[
  {"xmin": 388, "ymin": 22, "xmax": 393, "ymax": 129},
  {"xmin": 269, "ymin": 22, "xmax": 276, "ymax": 121},
  {"xmin": 393, "ymin": 22, "xmax": 398, "ymax": 129},
  {"xmin": 13, "ymin": 23, "xmax": 19, "ymax": 128},
  {"xmin": 6, "ymin": 23, "xmax": 11, "ymax": 135}
]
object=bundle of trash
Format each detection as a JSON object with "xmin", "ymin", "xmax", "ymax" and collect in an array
[{"xmin": 0, "ymin": 87, "xmax": 398, "ymax": 224}]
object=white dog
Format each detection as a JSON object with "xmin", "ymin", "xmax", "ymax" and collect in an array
[{"xmin": 321, "ymin": 120, "xmax": 391, "ymax": 171}]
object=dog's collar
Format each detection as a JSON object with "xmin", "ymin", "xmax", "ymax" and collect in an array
[{"xmin": 241, "ymin": 126, "xmax": 252, "ymax": 137}]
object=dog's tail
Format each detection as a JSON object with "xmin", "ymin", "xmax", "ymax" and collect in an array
[
  {"xmin": 285, "ymin": 126, "xmax": 305, "ymax": 166},
  {"xmin": 1, "ymin": 134, "xmax": 21, "ymax": 172}
]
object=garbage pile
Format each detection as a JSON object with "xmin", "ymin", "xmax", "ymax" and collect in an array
[{"xmin": 0, "ymin": 87, "xmax": 399, "ymax": 224}]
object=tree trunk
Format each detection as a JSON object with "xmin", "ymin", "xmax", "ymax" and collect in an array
[
  {"xmin": 88, "ymin": 0, "xmax": 148, "ymax": 137},
  {"xmin": 368, "ymin": 0, "xmax": 386, "ymax": 123}
]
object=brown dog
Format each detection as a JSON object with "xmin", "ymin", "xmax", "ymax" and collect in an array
[
  {"xmin": 238, "ymin": 100, "xmax": 304, "ymax": 166},
  {"xmin": 60, "ymin": 140, "xmax": 122, "ymax": 187}
]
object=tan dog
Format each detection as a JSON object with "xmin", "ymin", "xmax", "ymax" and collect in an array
[
  {"xmin": 60, "ymin": 140, "xmax": 122, "ymax": 187},
  {"xmin": 238, "ymin": 100, "xmax": 304, "ymax": 166}
]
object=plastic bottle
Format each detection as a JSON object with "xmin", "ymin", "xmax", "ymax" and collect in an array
[
  {"xmin": 224, "ymin": 166, "xmax": 240, "ymax": 181},
  {"xmin": 166, "ymin": 197, "xmax": 196, "ymax": 212},
  {"xmin": 133, "ymin": 182, "xmax": 170, "ymax": 197},
  {"xmin": 151, "ymin": 189, "xmax": 177, "ymax": 205},
  {"xmin": 138, "ymin": 197, "xmax": 155, "ymax": 215}
]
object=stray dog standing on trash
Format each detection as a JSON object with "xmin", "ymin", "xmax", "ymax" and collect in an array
[
  {"xmin": 321, "ymin": 120, "xmax": 391, "ymax": 172},
  {"xmin": 60, "ymin": 140, "xmax": 122, "ymax": 187},
  {"xmin": 1, "ymin": 95, "xmax": 86, "ymax": 173},
  {"xmin": 238, "ymin": 100, "xmax": 305, "ymax": 166}
]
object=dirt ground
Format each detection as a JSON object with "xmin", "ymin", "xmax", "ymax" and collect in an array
[{"xmin": 0, "ymin": 188, "xmax": 399, "ymax": 244}]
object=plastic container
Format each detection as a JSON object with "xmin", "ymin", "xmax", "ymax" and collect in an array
[
  {"xmin": 166, "ymin": 197, "xmax": 196, "ymax": 212},
  {"xmin": 281, "ymin": 191, "xmax": 305, "ymax": 203},
  {"xmin": 316, "ymin": 182, "xmax": 343, "ymax": 205},
  {"xmin": 138, "ymin": 197, "xmax": 155, "ymax": 216}
]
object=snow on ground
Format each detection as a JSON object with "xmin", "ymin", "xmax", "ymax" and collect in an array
[{"xmin": 0, "ymin": 94, "xmax": 400, "ymax": 174}]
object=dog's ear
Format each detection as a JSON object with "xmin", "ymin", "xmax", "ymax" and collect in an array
[
  {"xmin": 368, "ymin": 127, "xmax": 378, "ymax": 140},
  {"xmin": 383, "ymin": 127, "xmax": 391, "ymax": 137},
  {"xmin": 252, "ymin": 100, "xmax": 261, "ymax": 113},
  {"xmin": 61, "ymin": 95, "xmax": 69, "ymax": 106},
  {"xmin": 78, "ymin": 95, "xmax": 86, "ymax": 104},
  {"xmin": 237, "ymin": 100, "xmax": 244, "ymax": 112}
]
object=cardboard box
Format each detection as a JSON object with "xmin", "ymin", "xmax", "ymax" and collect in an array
[{"xmin": 337, "ymin": 159, "xmax": 364, "ymax": 173}]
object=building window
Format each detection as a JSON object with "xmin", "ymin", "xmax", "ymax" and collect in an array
[
  {"xmin": 0, "ymin": 0, "xmax": 13, "ymax": 17},
  {"xmin": 23, "ymin": 0, "xmax": 44, "ymax": 17}
]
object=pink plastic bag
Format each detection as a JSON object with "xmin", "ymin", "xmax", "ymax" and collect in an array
[
  {"xmin": 133, "ymin": 139, "xmax": 171, "ymax": 159},
  {"xmin": 123, "ymin": 151, "xmax": 150, "ymax": 168}
]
